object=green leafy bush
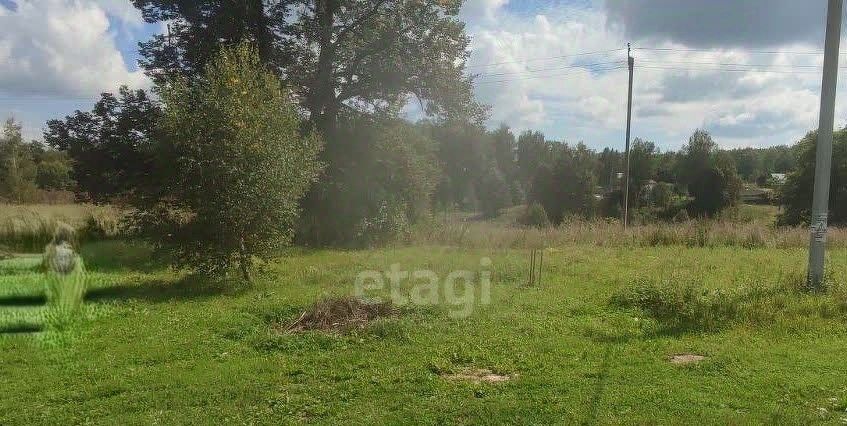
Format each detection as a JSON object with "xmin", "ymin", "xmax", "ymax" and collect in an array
[
  {"xmin": 519, "ymin": 202, "xmax": 550, "ymax": 228},
  {"xmin": 136, "ymin": 42, "xmax": 323, "ymax": 279}
]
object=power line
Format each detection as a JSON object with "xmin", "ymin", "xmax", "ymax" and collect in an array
[
  {"xmin": 466, "ymin": 48, "xmax": 626, "ymax": 69},
  {"xmin": 638, "ymin": 59, "xmax": 831, "ymax": 69},
  {"xmin": 476, "ymin": 60, "xmax": 626, "ymax": 78},
  {"xmin": 637, "ymin": 65, "xmax": 834, "ymax": 74},
  {"xmin": 474, "ymin": 65, "xmax": 627, "ymax": 85},
  {"xmin": 633, "ymin": 46, "xmax": 837, "ymax": 56}
]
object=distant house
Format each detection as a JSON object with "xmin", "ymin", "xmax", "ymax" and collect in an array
[{"xmin": 770, "ymin": 173, "xmax": 787, "ymax": 185}]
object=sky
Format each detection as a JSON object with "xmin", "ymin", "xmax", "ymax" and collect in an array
[{"xmin": 1, "ymin": 0, "xmax": 847, "ymax": 151}]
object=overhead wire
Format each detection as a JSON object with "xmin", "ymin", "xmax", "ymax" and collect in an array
[
  {"xmin": 474, "ymin": 64, "xmax": 628, "ymax": 85},
  {"xmin": 466, "ymin": 48, "xmax": 626, "ymax": 69},
  {"xmin": 476, "ymin": 60, "xmax": 626, "ymax": 78}
]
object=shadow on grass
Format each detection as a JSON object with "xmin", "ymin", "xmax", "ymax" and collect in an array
[
  {"xmin": 0, "ymin": 295, "xmax": 47, "ymax": 306},
  {"xmin": 584, "ymin": 344, "xmax": 613, "ymax": 425},
  {"xmin": 79, "ymin": 240, "xmax": 166, "ymax": 273},
  {"xmin": 0, "ymin": 324, "xmax": 43, "ymax": 334},
  {"xmin": 86, "ymin": 274, "xmax": 249, "ymax": 304}
]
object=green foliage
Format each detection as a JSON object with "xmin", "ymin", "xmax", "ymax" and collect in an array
[
  {"xmin": 727, "ymin": 145, "xmax": 797, "ymax": 182},
  {"xmin": 519, "ymin": 202, "xmax": 550, "ymax": 228},
  {"xmin": 33, "ymin": 149, "xmax": 74, "ymax": 191},
  {"xmin": 427, "ymin": 121, "xmax": 494, "ymax": 211},
  {"xmin": 677, "ymin": 128, "xmax": 717, "ymax": 186},
  {"xmin": 529, "ymin": 143, "xmax": 596, "ymax": 224},
  {"xmin": 44, "ymin": 87, "xmax": 160, "ymax": 202},
  {"xmin": 672, "ymin": 208, "xmax": 690, "ymax": 223},
  {"xmin": 779, "ymin": 129, "xmax": 847, "ymax": 226},
  {"xmin": 139, "ymin": 42, "xmax": 323, "ymax": 279},
  {"xmin": 4, "ymin": 243, "xmax": 847, "ymax": 423},
  {"xmin": 0, "ymin": 119, "xmax": 38, "ymax": 202},
  {"xmin": 627, "ymin": 138, "xmax": 657, "ymax": 206},
  {"xmin": 689, "ymin": 167, "xmax": 735, "ymax": 217},
  {"xmin": 516, "ymin": 130, "xmax": 549, "ymax": 190},
  {"xmin": 613, "ymin": 273, "xmax": 847, "ymax": 333},
  {"xmin": 353, "ymin": 199, "xmax": 411, "ymax": 248},
  {"xmin": 673, "ymin": 130, "xmax": 742, "ymax": 218},
  {"xmin": 650, "ymin": 182, "xmax": 675, "ymax": 210},
  {"xmin": 477, "ymin": 165, "xmax": 511, "ymax": 218},
  {"xmin": 133, "ymin": 0, "xmax": 484, "ymax": 133},
  {"xmin": 299, "ymin": 117, "xmax": 437, "ymax": 246}
]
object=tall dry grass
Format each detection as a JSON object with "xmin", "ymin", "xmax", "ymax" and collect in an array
[
  {"xmin": 412, "ymin": 217, "xmax": 847, "ymax": 250},
  {"xmin": 0, "ymin": 204, "xmax": 124, "ymax": 252}
]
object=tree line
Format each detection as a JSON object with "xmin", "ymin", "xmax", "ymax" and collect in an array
[
  {"xmin": 0, "ymin": 119, "xmax": 74, "ymax": 203},
  {"xmin": 5, "ymin": 0, "xmax": 842, "ymax": 279}
]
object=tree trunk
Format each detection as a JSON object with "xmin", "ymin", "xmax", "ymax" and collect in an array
[
  {"xmin": 247, "ymin": 0, "xmax": 272, "ymax": 65},
  {"xmin": 309, "ymin": 0, "xmax": 339, "ymax": 136}
]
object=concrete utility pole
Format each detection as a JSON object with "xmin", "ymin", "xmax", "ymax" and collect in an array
[
  {"xmin": 808, "ymin": 0, "xmax": 843, "ymax": 290},
  {"xmin": 623, "ymin": 43, "xmax": 634, "ymax": 229}
]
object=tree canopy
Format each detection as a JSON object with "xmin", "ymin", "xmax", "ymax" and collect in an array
[{"xmin": 132, "ymin": 0, "xmax": 485, "ymax": 135}]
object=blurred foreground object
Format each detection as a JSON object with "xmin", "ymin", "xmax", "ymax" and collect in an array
[{"xmin": 43, "ymin": 224, "xmax": 85, "ymax": 312}]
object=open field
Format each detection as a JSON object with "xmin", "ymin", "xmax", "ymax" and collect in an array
[
  {"xmin": 2, "ymin": 238, "xmax": 847, "ymax": 424},
  {"xmin": 414, "ymin": 214, "xmax": 847, "ymax": 250},
  {"xmin": 0, "ymin": 204, "xmax": 122, "ymax": 252}
]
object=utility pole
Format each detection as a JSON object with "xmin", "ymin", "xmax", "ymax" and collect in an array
[
  {"xmin": 623, "ymin": 43, "xmax": 634, "ymax": 229},
  {"xmin": 808, "ymin": 0, "xmax": 843, "ymax": 291}
]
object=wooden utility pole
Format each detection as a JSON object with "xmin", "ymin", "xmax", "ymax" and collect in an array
[
  {"xmin": 808, "ymin": 0, "xmax": 843, "ymax": 290},
  {"xmin": 623, "ymin": 44, "xmax": 634, "ymax": 229}
]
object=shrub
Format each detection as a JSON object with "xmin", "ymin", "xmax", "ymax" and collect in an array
[
  {"xmin": 520, "ymin": 202, "xmax": 550, "ymax": 228},
  {"xmin": 672, "ymin": 208, "xmax": 690, "ymax": 223},
  {"xmin": 613, "ymin": 274, "xmax": 847, "ymax": 333},
  {"xmin": 645, "ymin": 227, "xmax": 679, "ymax": 246},
  {"xmin": 354, "ymin": 199, "xmax": 411, "ymax": 247},
  {"xmin": 137, "ymin": 42, "xmax": 323, "ymax": 280},
  {"xmin": 79, "ymin": 211, "xmax": 123, "ymax": 240}
]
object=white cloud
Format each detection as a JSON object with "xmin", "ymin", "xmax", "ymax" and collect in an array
[
  {"xmin": 0, "ymin": 0, "xmax": 149, "ymax": 98},
  {"xmin": 461, "ymin": 0, "xmax": 509, "ymax": 22},
  {"xmin": 94, "ymin": 0, "xmax": 143, "ymax": 25},
  {"xmin": 461, "ymin": 1, "xmax": 846, "ymax": 149}
]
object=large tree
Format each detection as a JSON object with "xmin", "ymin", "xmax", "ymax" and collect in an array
[
  {"xmin": 779, "ymin": 129, "xmax": 847, "ymax": 226},
  {"xmin": 0, "ymin": 119, "xmax": 37, "ymax": 202},
  {"xmin": 132, "ymin": 0, "xmax": 276, "ymax": 84},
  {"xmin": 44, "ymin": 87, "xmax": 160, "ymax": 202},
  {"xmin": 627, "ymin": 138, "xmax": 658, "ymax": 207},
  {"xmin": 132, "ymin": 0, "xmax": 484, "ymax": 135},
  {"xmin": 530, "ymin": 143, "xmax": 596, "ymax": 224}
]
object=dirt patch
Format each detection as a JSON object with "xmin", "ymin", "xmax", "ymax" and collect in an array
[
  {"xmin": 669, "ymin": 353, "xmax": 706, "ymax": 365},
  {"xmin": 442, "ymin": 368, "xmax": 513, "ymax": 383},
  {"xmin": 281, "ymin": 297, "xmax": 398, "ymax": 333}
]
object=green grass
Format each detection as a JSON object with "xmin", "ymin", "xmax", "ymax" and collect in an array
[{"xmin": 2, "ymin": 240, "xmax": 847, "ymax": 424}]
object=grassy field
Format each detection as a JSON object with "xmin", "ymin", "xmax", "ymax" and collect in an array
[
  {"xmin": 0, "ymin": 204, "xmax": 122, "ymax": 252},
  {"xmin": 2, "ymin": 236, "xmax": 847, "ymax": 424}
]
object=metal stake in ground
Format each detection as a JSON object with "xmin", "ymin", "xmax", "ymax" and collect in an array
[
  {"xmin": 527, "ymin": 249, "xmax": 545, "ymax": 286},
  {"xmin": 528, "ymin": 249, "xmax": 536, "ymax": 286},
  {"xmin": 808, "ymin": 0, "xmax": 843, "ymax": 290}
]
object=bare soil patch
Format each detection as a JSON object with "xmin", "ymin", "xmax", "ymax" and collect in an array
[
  {"xmin": 669, "ymin": 353, "xmax": 706, "ymax": 365},
  {"xmin": 442, "ymin": 368, "xmax": 514, "ymax": 383},
  {"xmin": 281, "ymin": 297, "xmax": 398, "ymax": 333}
]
